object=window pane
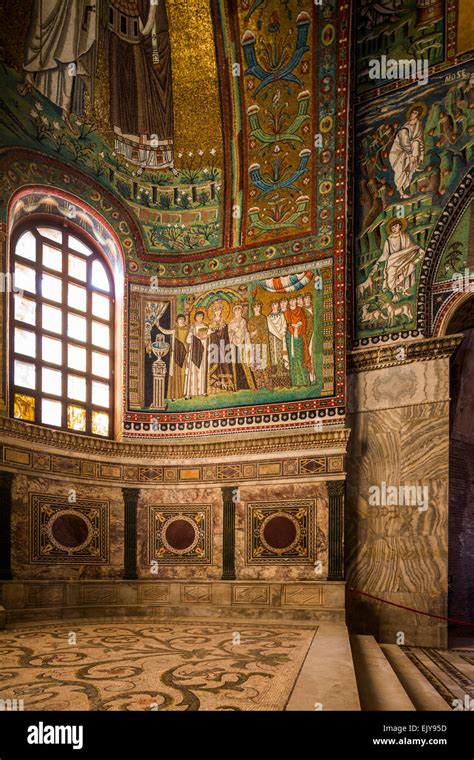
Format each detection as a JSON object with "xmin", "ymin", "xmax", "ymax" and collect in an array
[
  {"xmin": 14, "ymin": 393, "xmax": 35, "ymax": 421},
  {"xmin": 68, "ymin": 283, "xmax": 87, "ymax": 312},
  {"xmin": 92, "ymin": 410, "xmax": 109, "ymax": 437},
  {"xmin": 92, "ymin": 381, "xmax": 109, "ymax": 407},
  {"xmin": 42, "ymin": 304, "xmax": 62, "ymax": 334},
  {"xmin": 38, "ymin": 227, "xmax": 62, "ymax": 244},
  {"xmin": 14, "ymin": 295, "xmax": 36, "ymax": 326},
  {"xmin": 68, "ymin": 344, "xmax": 86, "ymax": 371},
  {"xmin": 69, "ymin": 235, "xmax": 92, "ymax": 256},
  {"xmin": 15, "ymin": 231, "xmax": 36, "ymax": 261},
  {"xmin": 42, "ymin": 336, "xmax": 62, "ymax": 365},
  {"xmin": 92, "ymin": 321, "xmax": 109, "ymax": 349},
  {"xmin": 92, "ymin": 260, "xmax": 110, "ymax": 292},
  {"xmin": 42, "ymin": 398, "xmax": 62, "ymax": 427},
  {"xmin": 42, "ymin": 367, "xmax": 62, "ymax": 396},
  {"xmin": 42, "ymin": 273, "xmax": 62, "ymax": 303},
  {"xmin": 68, "ymin": 313, "xmax": 87, "ymax": 342},
  {"xmin": 68, "ymin": 254, "xmax": 87, "ymax": 282},
  {"xmin": 68, "ymin": 374, "xmax": 86, "ymax": 402},
  {"xmin": 92, "ymin": 351, "xmax": 109, "ymax": 379},
  {"xmin": 15, "ymin": 328, "xmax": 36, "ymax": 358},
  {"xmin": 15, "ymin": 263, "xmax": 36, "ymax": 294},
  {"xmin": 42, "ymin": 244, "xmax": 62, "ymax": 272},
  {"xmin": 67, "ymin": 405, "xmax": 86, "ymax": 431},
  {"xmin": 14, "ymin": 360, "xmax": 35, "ymax": 389},
  {"xmin": 92, "ymin": 292, "xmax": 110, "ymax": 320}
]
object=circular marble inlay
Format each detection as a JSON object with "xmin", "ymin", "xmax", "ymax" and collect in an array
[
  {"xmin": 260, "ymin": 512, "xmax": 300, "ymax": 554},
  {"xmin": 47, "ymin": 511, "xmax": 92, "ymax": 552},
  {"xmin": 162, "ymin": 516, "xmax": 199, "ymax": 554}
]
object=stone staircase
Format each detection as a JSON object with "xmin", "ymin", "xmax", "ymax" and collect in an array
[{"xmin": 350, "ymin": 635, "xmax": 451, "ymax": 711}]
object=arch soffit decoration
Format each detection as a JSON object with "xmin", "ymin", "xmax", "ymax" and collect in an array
[{"xmin": 418, "ymin": 169, "xmax": 473, "ymax": 338}]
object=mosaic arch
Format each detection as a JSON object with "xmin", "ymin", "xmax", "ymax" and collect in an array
[{"xmin": 0, "ymin": 0, "xmax": 350, "ymax": 279}]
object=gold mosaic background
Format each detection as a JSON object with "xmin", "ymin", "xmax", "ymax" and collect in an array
[{"xmin": 1, "ymin": 0, "xmax": 223, "ymax": 163}]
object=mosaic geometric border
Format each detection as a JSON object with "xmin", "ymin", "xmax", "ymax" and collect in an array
[
  {"xmin": 246, "ymin": 499, "xmax": 315, "ymax": 565},
  {"xmin": 148, "ymin": 505, "xmax": 212, "ymax": 565},
  {"xmin": 29, "ymin": 493, "xmax": 109, "ymax": 564},
  {"xmin": 1, "ymin": 441, "xmax": 345, "ymax": 484}
]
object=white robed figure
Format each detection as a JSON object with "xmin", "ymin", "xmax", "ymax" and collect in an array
[
  {"xmin": 266, "ymin": 301, "xmax": 291, "ymax": 388},
  {"xmin": 388, "ymin": 103, "xmax": 426, "ymax": 199},
  {"xmin": 183, "ymin": 311, "xmax": 209, "ymax": 399},
  {"xmin": 17, "ymin": 0, "xmax": 98, "ymax": 126},
  {"xmin": 370, "ymin": 218, "xmax": 424, "ymax": 298}
]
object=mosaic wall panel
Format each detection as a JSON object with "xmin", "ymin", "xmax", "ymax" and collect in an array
[
  {"xmin": 148, "ymin": 505, "xmax": 212, "ymax": 565},
  {"xmin": 29, "ymin": 493, "xmax": 109, "ymax": 565},
  {"xmin": 0, "ymin": 1, "xmax": 350, "ymax": 281},
  {"xmin": 354, "ymin": 61, "xmax": 474, "ymax": 343},
  {"xmin": 246, "ymin": 499, "xmax": 315, "ymax": 564}
]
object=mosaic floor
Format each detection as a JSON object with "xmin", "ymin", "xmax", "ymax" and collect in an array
[
  {"xmin": 403, "ymin": 644, "xmax": 474, "ymax": 709},
  {"xmin": 0, "ymin": 621, "xmax": 317, "ymax": 711}
]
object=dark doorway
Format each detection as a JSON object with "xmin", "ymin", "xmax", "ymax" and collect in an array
[{"xmin": 447, "ymin": 295, "xmax": 474, "ymax": 644}]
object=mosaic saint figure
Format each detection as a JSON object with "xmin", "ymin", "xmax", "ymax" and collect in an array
[
  {"xmin": 207, "ymin": 301, "xmax": 235, "ymax": 393},
  {"xmin": 248, "ymin": 301, "xmax": 270, "ymax": 389},
  {"xmin": 369, "ymin": 218, "xmax": 424, "ymax": 299},
  {"xmin": 156, "ymin": 314, "xmax": 188, "ymax": 400},
  {"xmin": 303, "ymin": 293, "xmax": 316, "ymax": 383},
  {"xmin": 107, "ymin": 0, "xmax": 173, "ymax": 167},
  {"xmin": 284, "ymin": 297, "xmax": 312, "ymax": 387},
  {"xmin": 389, "ymin": 104, "xmax": 426, "ymax": 199},
  {"xmin": 228, "ymin": 304, "xmax": 256, "ymax": 391},
  {"xmin": 184, "ymin": 311, "xmax": 209, "ymax": 399},
  {"xmin": 266, "ymin": 300, "xmax": 291, "ymax": 388},
  {"xmin": 17, "ymin": 0, "xmax": 98, "ymax": 128}
]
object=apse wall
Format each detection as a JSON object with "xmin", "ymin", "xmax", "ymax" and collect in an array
[
  {"xmin": 0, "ymin": 1, "xmax": 350, "ymax": 625},
  {"xmin": 348, "ymin": 0, "xmax": 474, "ymax": 647}
]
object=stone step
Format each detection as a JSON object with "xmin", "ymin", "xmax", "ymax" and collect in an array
[
  {"xmin": 350, "ymin": 635, "xmax": 416, "ymax": 710},
  {"xmin": 381, "ymin": 644, "xmax": 451, "ymax": 711},
  {"xmin": 286, "ymin": 622, "xmax": 361, "ymax": 711}
]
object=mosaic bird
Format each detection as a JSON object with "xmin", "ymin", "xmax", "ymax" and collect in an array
[{"xmin": 248, "ymin": 90, "xmax": 310, "ymax": 148}]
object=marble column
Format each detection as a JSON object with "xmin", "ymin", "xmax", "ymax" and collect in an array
[
  {"xmin": 0, "ymin": 472, "xmax": 13, "ymax": 580},
  {"xmin": 122, "ymin": 488, "xmax": 140, "ymax": 580},
  {"xmin": 327, "ymin": 480, "xmax": 345, "ymax": 581},
  {"xmin": 221, "ymin": 486, "xmax": 236, "ymax": 580}
]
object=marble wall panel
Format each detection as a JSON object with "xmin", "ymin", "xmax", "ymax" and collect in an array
[
  {"xmin": 236, "ymin": 482, "xmax": 328, "ymax": 581},
  {"xmin": 137, "ymin": 487, "xmax": 223, "ymax": 580},
  {"xmin": 11, "ymin": 475, "xmax": 124, "ymax": 579},
  {"xmin": 346, "ymin": 354, "xmax": 450, "ymax": 647}
]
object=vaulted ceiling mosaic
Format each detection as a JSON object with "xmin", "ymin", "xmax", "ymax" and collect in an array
[{"xmin": 0, "ymin": 0, "xmax": 349, "ymax": 284}]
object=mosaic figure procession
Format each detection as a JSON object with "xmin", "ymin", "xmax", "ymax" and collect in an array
[{"xmin": 147, "ymin": 291, "xmax": 318, "ymax": 402}]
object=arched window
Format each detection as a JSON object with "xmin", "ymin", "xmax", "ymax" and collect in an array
[{"xmin": 10, "ymin": 222, "xmax": 114, "ymax": 438}]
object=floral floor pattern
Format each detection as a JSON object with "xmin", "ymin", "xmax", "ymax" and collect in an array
[{"xmin": 0, "ymin": 620, "xmax": 317, "ymax": 711}]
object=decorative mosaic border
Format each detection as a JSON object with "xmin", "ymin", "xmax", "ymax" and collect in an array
[{"xmin": 2, "ymin": 442, "xmax": 345, "ymax": 485}]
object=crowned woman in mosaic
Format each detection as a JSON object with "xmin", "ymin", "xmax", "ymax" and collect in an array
[{"xmin": 207, "ymin": 300, "xmax": 235, "ymax": 394}]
